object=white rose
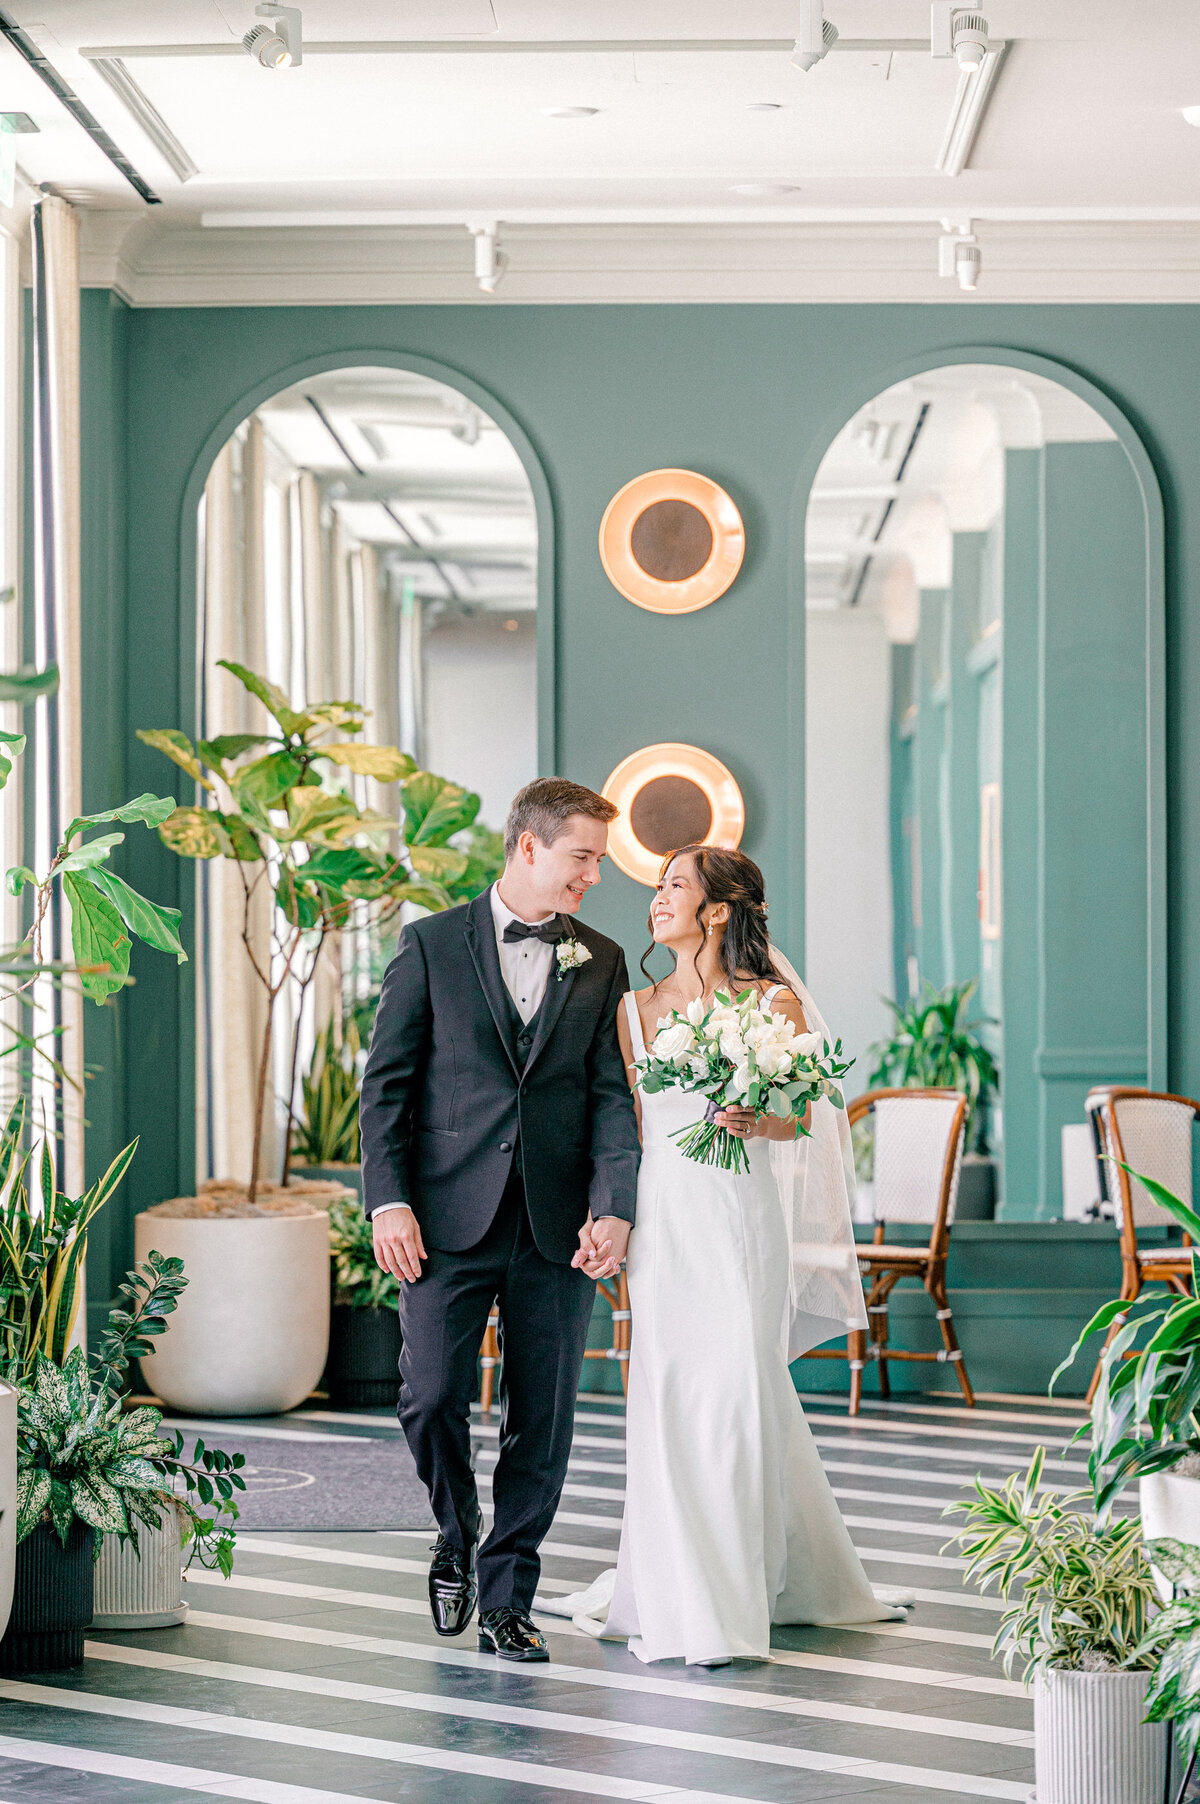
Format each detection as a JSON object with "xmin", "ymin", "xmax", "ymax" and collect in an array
[
  {"xmin": 653, "ymin": 1022, "xmax": 696, "ymax": 1065},
  {"xmin": 718, "ymin": 1025, "xmax": 747, "ymax": 1063},
  {"xmin": 727, "ymin": 1062, "xmax": 753, "ymax": 1102}
]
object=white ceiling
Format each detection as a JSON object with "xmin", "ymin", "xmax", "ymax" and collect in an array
[{"xmin": 2, "ymin": 2, "xmax": 1199, "ymax": 301}]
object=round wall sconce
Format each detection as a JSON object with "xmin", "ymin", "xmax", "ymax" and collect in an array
[
  {"xmin": 602, "ymin": 742, "xmax": 746, "ymax": 886},
  {"xmin": 598, "ymin": 468, "xmax": 745, "ymax": 614}
]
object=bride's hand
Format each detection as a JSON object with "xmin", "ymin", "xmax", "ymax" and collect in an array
[{"xmin": 715, "ymin": 1107, "xmax": 763, "ymax": 1139}]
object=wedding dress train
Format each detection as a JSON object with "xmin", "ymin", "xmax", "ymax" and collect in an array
[{"xmin": 541, "ymin": 987, "xmax": 909, "ymax": 1665}]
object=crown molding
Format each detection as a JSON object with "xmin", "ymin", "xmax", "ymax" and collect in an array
[{"xmin": 76, "ymin": 214, "xmax": 1200, "ymax": 307}]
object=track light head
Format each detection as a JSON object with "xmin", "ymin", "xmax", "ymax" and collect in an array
[
  {"xmin": 472, "ymin": 224, "xmax": 508, "ymax": 295},
  {"xmin": 792, "ymin": 1, "xmax": 838, "ymax": 72},
  {"xmin": 244, "ymin": 3, "xmax": 302, "ymax": 68},
  {"xmin": 938, "ymin": 223, "xmax": 981, "ymax": 291},
  {"xmin": 951, "ymin": 10, "xmax": 989, "ymax": 70}
]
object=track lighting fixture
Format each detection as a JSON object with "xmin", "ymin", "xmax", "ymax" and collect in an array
[
  {"xmin": 243, "ymin": 3, "xmax": 302, "ymax": 69},
  {"xmin": 792, "ymin": 0, "xmax": 838, "ymax": 72},
  {"xmin": 472, "ymin": 223, "xmax": 507, "ymax": 295},
  {"xmin": 930, "ymin": 5, "xmax": 990, "ymax": 72},
  {"xmin": 938, "ymin": 221, "xmax": 981, "ymax": 291}
]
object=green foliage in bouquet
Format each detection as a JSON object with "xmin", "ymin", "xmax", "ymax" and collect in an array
[
  {"xmin": 868, "ymin": 978, "xmax": 998, "ymax": 1150},
  {"xmin": 293, "ymin": 1015, "xmax": 362, "ymax": 1168},
  {"xmin": 636, "ymin": 986, "xmax": 851, "ymax": 1175},
  {"xmin": 328, "ymin": 1189, "xmax": 399, "ymax": 1311},
  {"xmin": 1052, "ymin": 1163, "xmax": 1200, "ymax": 1517},
  {"xmin": 943, "ymin": 1448, "xmax": 1156, "ymax": 1678},
  {"xmin": 140, "ymin": 660, "xmax": 483, "ymax": 1197},
  {"xmin": 0, "ymin": 1097, "xmax": 139, "ymax": 1385},
  {"xmin": 1135, "ymin": 1537, "xmax": 1200, "ymax": 1762}
]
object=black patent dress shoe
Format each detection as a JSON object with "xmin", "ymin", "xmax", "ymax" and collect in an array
[
  {"xmin": 477, "ymin": 1606, "xmax": 550, "ymax": 1662},
  {"xmin": 428, "ymin": 1536, "xmax": 477, "ymax": 1637}
]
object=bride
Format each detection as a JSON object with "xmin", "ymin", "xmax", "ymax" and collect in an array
[{"xmin": 561, "ymin": 844, "xmax": 907, "ymax": 1666}]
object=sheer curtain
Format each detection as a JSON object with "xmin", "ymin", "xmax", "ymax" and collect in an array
[{"xmin": 29, "ymin": 195, "xmax": 83, "ymax": 1195}]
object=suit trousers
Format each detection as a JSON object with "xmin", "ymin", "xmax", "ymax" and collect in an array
[{"xmin": 396, "ymin": 1167, "xmax": 596, "ymax": 1612}]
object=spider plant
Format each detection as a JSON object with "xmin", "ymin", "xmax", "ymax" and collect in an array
[
  {"xmin": 943, "ymin": 1448, "xmax": 1157, "ymax": 1677},
  {"xmin": 292, "ymin": 1014, "xmax": 362, "ymax": 1167},
  {"xmin": 328, "ymin": 1189, "xmax": 398, "ymax": 1311},
  {"xmin": 0, "ymin": 1095, "xmax": 138, "ymax": 1385},
  {"xmin": 1051, "ymin": 1162, "xmax": 1200, "ymax": 1518},
  {"xmin": 868, "ymin": 978, "xmax": 998, "ymax": 1149}
]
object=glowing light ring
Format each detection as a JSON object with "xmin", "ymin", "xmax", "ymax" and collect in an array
[
  {"xmin": 602, "ymin": 742, "xmax": 746, "ymax": 887},
  {"xmin": 598, "ymin": 468, "xmax": 745, "ymax": 614}
]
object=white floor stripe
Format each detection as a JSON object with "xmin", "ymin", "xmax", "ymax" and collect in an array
[
  {"xmin": 162, "ymin": 1417, "xmax": 373, "ymax": 1444},
  {"xmin": 796, "ymin": 1395, "xmax": 1089, "ymax": 1432},
  {"xmin": 472, "ymin": 1434, "xmax": 1089, "ymax": 1478},
  {"xmin": 0, "ymin": 1736, "xmax": 479, "ymax": 1804},
  {"xmin": 86, "ymin": 1640, "xmax": 1034, "ymax": 1754},
  {"xmin": 804, "ymin": 1413, "xmax": 1079, "ymax": 1452},
  {"xmin": 0, "ymin": 1691, "xmax": 772, "ymax": 1804},
  {"xmin": 179, "ymin": 1606, "xmax": 1021, "ymax": 1703}
]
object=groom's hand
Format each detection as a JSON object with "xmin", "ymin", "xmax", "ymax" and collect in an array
[
  {"xmin": 373, "ymin": 1206, "xmax": 427, "ymax": 1283},
  {"xmin": 572, "ymin": 1215, "xmax": 630, "ymax": 1281}
]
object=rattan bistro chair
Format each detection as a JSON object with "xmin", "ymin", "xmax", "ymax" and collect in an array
[
  {"xmin": 804, "ymin": 1087, "xmax": 971, "ymax": 1415},
  {"xmin": 478, "ymin": 1273, "xmax": 631, "ymax": 1419},
  {"xmin": 1082, "ymin": 1086, "xmax": 1200, "ymax": 1403}
]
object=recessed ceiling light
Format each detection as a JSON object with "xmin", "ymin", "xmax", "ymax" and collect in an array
[
  {"xmin": 730, "ymin": 182, "xmax": 800, "ymax": 196},
  {"xmin": 1183, "ymin": 106, "xmax": 1200, "ymax": 128},
  {"xmin": 542, "ymin": 106, "xmax": 600, "ymax": 119},
  {"xmin": 748, "ymin": 102, "xmax": 783, "ymax": 112}
]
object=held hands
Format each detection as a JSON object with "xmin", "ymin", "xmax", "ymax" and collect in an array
[
  {"xmin": 572, "ymin": 1215, "xmax": 631, "ymax": 1281},
  {"xmin": 373, "ymin": 1206, "xmax": 427, "ymax": 1283}
]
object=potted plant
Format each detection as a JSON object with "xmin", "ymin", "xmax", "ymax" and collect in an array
[
  {"xmin": 1053, "ymin": 1164, "xmax": 1200, "ymax": 1572},
  {"xmin": 292, "ymin": 1014, "xmax": 364, "ymax": 1195},
  {"xmin": 945, "ymin": 1449, "xmax": 1165, "ymax": 1803},
  {"xmin": 868, "ymin": 978, "xmax": 1000, "ymax": 1218},
  {"xmin": 326, "ymin": 1189, "xmax": 402, "ymax": 1407},
  {"xmin": 1134, "ymin": 1536, "xmax": 1200, "ymax": 1799}
]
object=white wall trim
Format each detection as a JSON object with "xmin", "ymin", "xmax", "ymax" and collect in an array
[{"xmin": 77, "ymin": 214, "xmax": 1200, "ymax": 308}]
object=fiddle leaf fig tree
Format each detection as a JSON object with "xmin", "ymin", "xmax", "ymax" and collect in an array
[{"xmin": 140, "ymin": 659, "xmax": 482, "ymax": 1200}]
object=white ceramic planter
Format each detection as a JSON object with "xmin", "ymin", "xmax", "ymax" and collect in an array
[
  {"xmin": 1032, "ymin": 1668, "xmax": 1166, "ymax": 1804},
  {"xmin": 134, "ymin": 1209, "xmax": 330, "ymax": 1415},
  {"xmin": 1139, "ymin": 1469, "xmax": 1200, "ymax": 1602},
  {"xmin": 0, "ymin": 1382, "xmax": 16, "ymax": 1643},
  {"xmin": 92, "ymin": 1507, "xmax": 187, "ymax": 1630}
]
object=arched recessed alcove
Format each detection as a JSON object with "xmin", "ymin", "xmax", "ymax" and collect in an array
[
  {"xmin": 795, "ymin": 353, "xmax": 1165, "ymax": 1223},
  {"xmin": 183, "ymin": 360, "xmax": 546, "ymax": 1188}
]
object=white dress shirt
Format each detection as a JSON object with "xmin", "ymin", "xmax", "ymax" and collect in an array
[{"xmin": 373, "ymin": 884, "xmax": 557, "ymax": 1218}]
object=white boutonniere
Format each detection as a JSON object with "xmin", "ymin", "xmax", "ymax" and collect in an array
[{"xmin": 556, "ymin": 938, "xmax": 592, "ymax": 981}]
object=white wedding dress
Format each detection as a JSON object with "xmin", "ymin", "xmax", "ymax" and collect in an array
[{"xmin": 558, "ymin": 986, "xmax": 906, "ymax": 1665}]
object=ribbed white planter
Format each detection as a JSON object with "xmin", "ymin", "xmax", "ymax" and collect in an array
[
  {"xmin": 1032, "ymin": 1668, "xmax": 1166, "ymax": 1804},
  {"xmin": 1139, "ymin": 1469, "xmax": 1200, "ymax": 1602},
  {"xmin": 134, "ymin": 1209, "xmax": 330, "ymax": 1416},
  {"xmin": 0, "ymin": 1383, "xmax": 16, "ymax": 1643},
  {"xmin": 92, "ymin": 1507, "xmax": 187, "ymax": 1630}
]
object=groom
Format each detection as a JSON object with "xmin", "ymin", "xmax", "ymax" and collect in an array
[{"xmin": 360, "ymin": 777, "xmax": 640, "ymax": 1663}]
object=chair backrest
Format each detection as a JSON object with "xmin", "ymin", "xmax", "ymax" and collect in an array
[
  {"xmin": 849, "ymin": 1088, "xmax": 967, "ymax": 1247},
  {"xmin": 1085, "ymin": 1087, "xmax": 1199, "ymax": 1240}
]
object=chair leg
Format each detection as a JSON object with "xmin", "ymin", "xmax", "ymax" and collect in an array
[
  {"xmin": 479, "ymin": 1303, "xmax": 500, "ymax": 1419},
  {"xmin": 614, "ymin": 1271, "xmax": 631, "ymax": 1399},
  {"xmin": 931, "ymin": 1276, "xmax": 974, "ymax": 1408},
  {"xmin": 847, "ymin": 1329, "xmax": 866, "ymax": 1415}
]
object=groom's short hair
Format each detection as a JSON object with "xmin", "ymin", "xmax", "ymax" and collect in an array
[{"xmin": 504, "ymin": 778, "xmax": 618, "ymax": 860}]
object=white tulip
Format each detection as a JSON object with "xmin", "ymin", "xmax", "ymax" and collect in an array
[{"xmin": 685, "ymin": 996, "xmax": 708, "ymax": 1026}]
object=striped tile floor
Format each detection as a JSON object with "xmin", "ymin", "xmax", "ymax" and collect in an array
[{"xmin": 0, "ymin": 1389, "xmax": 1096, "ymax": 1804}]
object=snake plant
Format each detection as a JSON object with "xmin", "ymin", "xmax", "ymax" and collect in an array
[{"xmin": 868, "ymin": 978, "xmax": 998, "ymax": 1149}]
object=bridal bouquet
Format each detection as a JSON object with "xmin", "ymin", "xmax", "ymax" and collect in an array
[{"xmin": 636, "ymin": 988, "xmax": 852, "ymax": 1174}]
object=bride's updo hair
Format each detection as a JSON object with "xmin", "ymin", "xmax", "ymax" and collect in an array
[{"xmin": 643, "ymin": 844, "xmax": 776, "ymax": 991}]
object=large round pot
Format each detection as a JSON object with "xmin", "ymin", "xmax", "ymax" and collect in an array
[
  {"xmin": 292, "ymin": 1163, "xmax": 361, "ymax": 1201},
  {"xmin": 0, "ymin": 1384, "xmax": 16, "ymax": 1644},
  {"xmin": 92, "ymin": 1505, "xmax": 186, "ymax": 1630},
  {"xmin": 0, "ymin": 1518, "xmax": 94, "ymax": 1673},
  {"xmin": 1032, "ymin": 1667, "xmax": 1166, "ymax": 1804},
  {"xmin": 1139, "ymin": 1468, "xmax": 1200, "ymax": 1602},
  {"xmin": 135, "ymin": 1209, "xmax": 330, "ymax": 1415},
  {"xmin": 328, "ymin": 1303, "xmax": 402, "ymax": 1408}
]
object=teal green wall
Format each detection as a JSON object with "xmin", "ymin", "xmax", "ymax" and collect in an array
[{"xmin": 73, "ymin": 301, "xmax": 1185, "ymax": 1287}]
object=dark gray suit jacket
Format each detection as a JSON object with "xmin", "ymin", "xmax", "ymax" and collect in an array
[{"xmin": 358, "ymin": 888, "xmax": 640, "ymax": 1264}]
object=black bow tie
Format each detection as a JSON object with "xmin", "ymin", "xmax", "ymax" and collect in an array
[{"xmin": 503, "ymin": 918, "xmax": 566, "ymax": 945}]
